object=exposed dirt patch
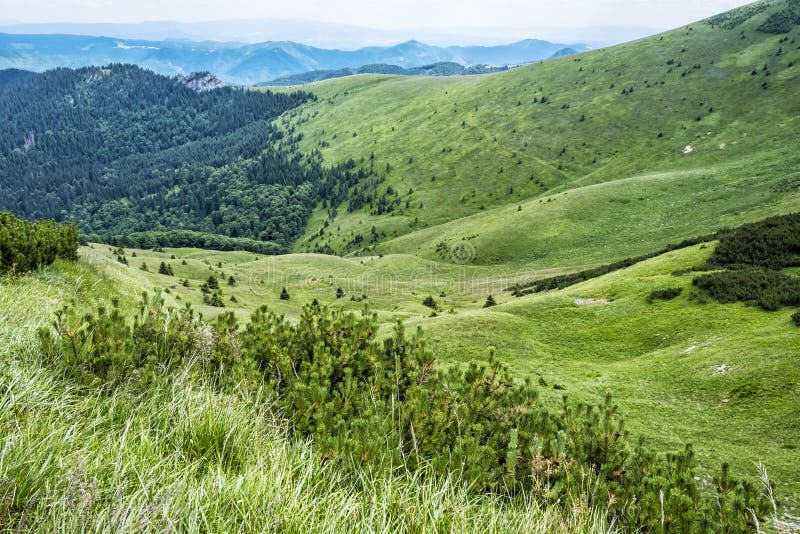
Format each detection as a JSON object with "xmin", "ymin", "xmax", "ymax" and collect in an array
[{"xmin": 574, "ymin": 297, "xmax": 609, "ymax": 305}]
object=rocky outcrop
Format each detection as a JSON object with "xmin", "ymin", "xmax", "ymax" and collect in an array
[{"xmin": 177, "ymin": 72, "xmax": 224, "ymax": 92}]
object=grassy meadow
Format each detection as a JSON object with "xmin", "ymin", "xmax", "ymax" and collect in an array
[
  {"xmin": 267, "ymin": 0, "xmax": 800, "ymax": 267},
  {"xmin": 73, "ymin": 241, "xmax": 800, "ymax": 514}
]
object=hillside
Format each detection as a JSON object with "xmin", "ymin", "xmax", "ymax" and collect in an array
[
  {"xmin": 0, "ymin": 34, "xmax": 587, "ymax": 84},
  {"xmin": 3, "ymin": 0, "xmax": 800, "ymax": 530},
  {"xmin": 266, "ymin": 62, "xmax": 518, "ymax": 86},
  {"xmin": 274, "ymin": 0, "xmax": 800, "ymax": 269},
  {"xmin": 0, "ymin": 65, "xmax": 370, "ymax": 250}
]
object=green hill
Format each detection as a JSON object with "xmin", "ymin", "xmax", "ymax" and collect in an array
[
  {"xmin": 275, "ymin": 0, "xmax": 800, "ymax": 268},
  {"xmin": 71, "ymin": 231, "xmax": 799, "ymax": 504},
  {"xmin": 3, "ymin": 1, "xmax": 800, "ymax": 530}
]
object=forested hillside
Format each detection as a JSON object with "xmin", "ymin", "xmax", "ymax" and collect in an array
[{"xmin": 0, "ymin": 65, "xmax": 366, "ymax": 249}]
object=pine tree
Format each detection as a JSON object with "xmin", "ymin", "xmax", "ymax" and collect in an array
[
  {"xmin": 280, "ymin": 287, "xmax": 290, "ymax": 300},
  {"xmin": 336, "ymin": 287, "xmax": 345, "ymax": 299},
  {"xmin": 422, "ymin": 296, "xmax": 437, "ymax": 309},
  {"xmin": 483, "ymin": 295, "xmax": 497, "ymax": 308}
]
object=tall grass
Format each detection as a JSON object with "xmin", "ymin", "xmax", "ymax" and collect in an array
[{"xmin": 0, "ymin": 265, "xmax": 615, "ymax": 532}]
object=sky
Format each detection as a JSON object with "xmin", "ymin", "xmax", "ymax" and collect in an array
[
  {"xmin": 1, "ymin": 0, "xmax": 755, "ymax": 29},
  {"xmin": 0, "ymin": 0, "xmax": 757, "ymax": 47}
]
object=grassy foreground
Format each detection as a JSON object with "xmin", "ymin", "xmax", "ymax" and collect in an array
[
  {"xmin": 53, "ymin": 243, "xmax": 800, "ymax": 513},
  {"xmin": 1, "ymin": 261, "xmax": 615, "ymax": 532}
]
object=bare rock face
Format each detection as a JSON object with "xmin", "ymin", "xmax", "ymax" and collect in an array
[{"xmin": 177, "ymin": 72, "xmax": 225, "ymax": 92}]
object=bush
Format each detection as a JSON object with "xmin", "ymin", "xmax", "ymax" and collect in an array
[
  {"xmin": 647, "ymin": 287, "xmax": 683, "ymax": 303},
  {"xmin": 792, "ymin": 311, "xmax": 800, "ymax": 326},
  {"xmin": 692, "ymin": 269, "xmax": 800, "ymax": 310},
  {"xmin": 280, "ymin": 287, "xmax": 290, "ymax": 300},
  {"xmin": 0, "ymin": 211, "xmax": 79, "ymax": 273},
  {"xmin": 483, "ymin": 295, "xmax": 497, "ymax": 307},
  {"xmin": 422, "ymin": 296, "xmax": 438, "ymax": 309},
  {"xmin": 706, "ymin": 213, "xmax": 800, "ymax": 270},
  {"xmin": 37, "ymin": 294, "xmax": 773, "ymax": 532}
]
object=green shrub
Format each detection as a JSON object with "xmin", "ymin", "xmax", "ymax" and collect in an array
[
  {"xmin": 422, "ymin": 295, "xmax": 438, "ymax": 309},
  {"xmin": 0, "ymin": 211, "xmax": 80, "ymax": 274},
  {"xmin": 792, "ymin": 311, "xmax": 800, "ymax": 326},
  {"xmin": 757, "ymin": 7, "xmax": 800, "ymax": 34},
  {"xmin": 692, "ymin": 269, "xmax": 800, "ymax": 310},
  {"xmin": 37, "ymin": 293, "xmax": 773, "ymax": 531},
  {"xmin": 706, "ymin": 213, "xmax": 800, "ymax": 270},
  {"xmin": 647, "ymin": 287, "xmax": 683, "ymax": 303}
]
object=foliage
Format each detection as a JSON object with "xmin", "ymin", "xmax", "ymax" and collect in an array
[
  {"xmin": 0, "ymin": 211, "xmax": 78, "ymax": 273},
  {"xmin": 757, "ymin": 6, "xmax": 800, "ymax": 34},
  {"xmin": 0, "ymin": 65, "xmax": 368, "ymax": 249},
  {"xmin": 792, "ymin": 310, "xmax": 800, "ymax": 326},
  {"xmin": 705, "ymin": 213, "xmax": 800, "ymax": 270},
  {"xmin": 692, "ymin": 269, "xmax": 800, "ymax": 311},
  {"xmin": 693, "ymin": 213, "xmax": 800, "ymax": 311},
  {"xmin": 0, "ymin": 68, "xmax": 35, "ymax": 91},
  {"xmin": 647, "ymin": 287, "xmax": 683, "ymax": 303},
  {"xmin": 89, "ymin": 230, "xmax": 286, "ymax": 255},
  {"xmin": 484, "ymin": 295, "xmax": 497, "ymax": 307},
  {"xmin": 705, "ymin": 2, "xmax": 769, "ymax": 29},
  {"xmin": 36, "ymin": 293, "xmax": 773, "ymax": 531}
]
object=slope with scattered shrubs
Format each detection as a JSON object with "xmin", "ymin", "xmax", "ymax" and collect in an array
[{"xmin": 33, "ymin": 289, "xmax": 775, "ymax": 532}]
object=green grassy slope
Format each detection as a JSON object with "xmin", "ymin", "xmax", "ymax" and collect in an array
[
  {"xmin": 82, "ymin": 242, "xmax": 800, "ymax": 509},
  {"xmin": 420, "ymin": 244, "xmax": 800, "ymax": 506},
  {"xmin": 0, "ymin": 262, "xmax": 610, "ymax": 532},
  {"xmin": 271, "ymin": 0, "xmax": 800, "ymax": 267}
]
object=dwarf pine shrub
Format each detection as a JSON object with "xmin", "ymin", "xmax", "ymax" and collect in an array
[
  {"xmin": 0, "ymin": 211, "xmax": 78, "ymax": 273},
  {"xmin": 37, "ymin": 293, "xmax": 773, "ymax": 531}
]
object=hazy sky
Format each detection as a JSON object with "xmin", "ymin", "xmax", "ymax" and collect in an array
[{"xmin": 1, "ymin": 0, "xmax": 755, "ymax": 30}]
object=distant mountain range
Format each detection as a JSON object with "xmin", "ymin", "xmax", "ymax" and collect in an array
[
  {"xmin": 0, "ymin": 33, "xmax": 588, "ymax": 85},
  {"xmin": 0, "ymin": 19, "xmax": 656, "ymax": 49}
]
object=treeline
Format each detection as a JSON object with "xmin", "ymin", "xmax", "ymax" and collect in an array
[
  {"xmin": 0, "ymin": 211, "xmax": 78, "ymax": 273},
  {"xmin": 0, "ymin": 64, "xmax": 375, "ymax": 249},
  {"xmin": 757, "ymin": 2, "xmax": 800, "ymax": 34},
  {"xmin": 86, "ymin": 230, "xmax": 285, "ymax": 255},
  {"xmin": 39, "ymin": 293, "xmax": 772, "ymax": 532},
  {"xmin": 0, "ymin": 69, "xmax": 35, "ymax": 91},
  {"xmin": 509, "ymin": 234, "xmax": 717, "ymax": 296},
  {"xmin": 692, "ymin": 212, "xmax": 800, "ymax": 313}
]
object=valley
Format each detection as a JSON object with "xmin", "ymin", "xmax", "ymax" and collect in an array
[{"xmin": 2, "ymin": 0, "xmax": 800, "ymax": 530}]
